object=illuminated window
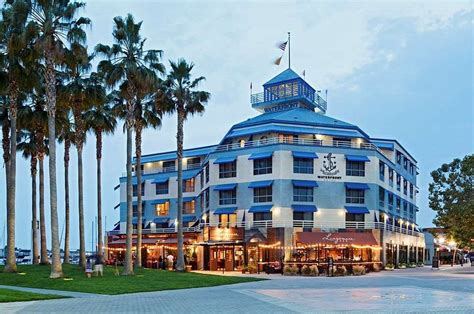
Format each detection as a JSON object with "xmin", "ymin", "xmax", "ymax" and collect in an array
[
  {"xmin": 183, "ymin": 201, "xmax": 195, "ymax": 214},
  {"xmin": 183, "ymin": 178, "xmax": 195, "ymax": 192},
  {"xmin": 155, "ymin": 202, "xmax": 169, "ymax": 216},
  {"xmin": 219, "ymin": 214, "xmax": 237, "ymax": 225}
]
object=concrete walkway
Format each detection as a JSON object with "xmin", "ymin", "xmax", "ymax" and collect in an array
[
  {"xmin": 0, "ymin": 285, "xmax": 99, "ymax": 298},
  {"xmin": 1, "ymin": 266, "xmax": 473, "ymax": 313}
]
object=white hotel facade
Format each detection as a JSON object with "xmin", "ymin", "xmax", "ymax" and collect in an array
[{"xmin": 108, "ymin": 68, "xmax": 425, "ymax": 271}]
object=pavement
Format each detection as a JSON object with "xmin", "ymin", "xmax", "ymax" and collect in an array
[{"xmin": 1, "ymin": 265, "xmax": 473, "ymax": 313}]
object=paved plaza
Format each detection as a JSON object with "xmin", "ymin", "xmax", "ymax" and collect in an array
[{"xmin": 1, "ymin": 266, "xmax": 473, "ymax": 313}]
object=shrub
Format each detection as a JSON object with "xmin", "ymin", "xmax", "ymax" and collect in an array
[
  {"xmin": 309, "ymin": 265, "xmax": 319, "ymax": 276},
  {"xmin": 408, "ymin": 263, "xmax": 417, "ymax": 268},
  {"xmin": 398, "ymin": 263, "xmax": 407, "ymax": 269},
  {"xmin": 335, "ymin": 265, "xmax": 348, "ymax": 276},
  {"xmin": 417, "ymin": 262, "xmax": 424, "ymax": 267},
  {"xmin": 291, "ymin": 264, "xmax": 299, "ymax": 275},
  {"xmin": 283, "ymin": 265, "xmax": 293, "ymax": 276},
  {"xmin": 301, "ymin": 265, "xmax": 311, "ymax": 276},
  {"xmin": 352, "ymin": 265, "xmax": 366, "ymax": 276},
  {"xmin": 384, "ymin": 263, "xmax": 394, "ymax": 270},
  {"xmin": 373, "ymin": 263, "xmax": 382, "ymax": 272},
  {"xmin": 248, "ymin": 263, "xmax": 257, "ymax": 273}
]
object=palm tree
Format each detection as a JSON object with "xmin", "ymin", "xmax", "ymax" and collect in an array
[
  {"xmin": 161, "ymin": 59, "xmax": 210, "ymax": 271},
  {"xmin": 84, "ymin": 86, "xmax": 117, "ymax": 264},
  {"xmin": 96, "ymin": 14, "xmax": 163, "ymax": 275},
  {"xmin": 27, "ymin": 0, "xmax": 90, "ymax": 278}
]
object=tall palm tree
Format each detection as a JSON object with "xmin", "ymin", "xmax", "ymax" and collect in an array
[
  {"xmin": 27, "ymin": 0, "xmax": 90, "ymax": 278},
  {"xmin": 161, "ymin": 59, "xmax": 210, "ymax": 271},
  {"xmin": 84, "ymin": 93, "xmax": 117, "ymax": 264},
  {"xmin": 96, "ymin": 14, "xmax": 163, "ymax": 275}
]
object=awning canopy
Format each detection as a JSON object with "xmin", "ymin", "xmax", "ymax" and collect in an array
[
  {"xmin": 344, "ymin": 182, "xmax": 370, "ymax": 190},
  {"xmin": 345, "ymin": 206, "xmax": 370, "ymax": 214},
  {"xmin": 182, "ymin": 215, "xmax": 197, "ymax": 223},
  {"xmin": 183, "ymin": 197, "xmax": 195, "ymax": 202},
  {"xmin": 248, "ymin": 180, "xmax": 273, "ymax": 188},
  {"xmin": 213, "ymin": 156, "xmax": 237, "ymax": 164},
  {"xmin": 213, "ymin": 183, "xmax": 237, "ymax": 191},
  {"xmin": 132, "ymin": 217, "xmax": 146, "ymax": 224},
  {"xmin": 214, "ymin": 207, "xmax": 238, "ymax": 215},
  {"xmin": 182, "ymin": 172, "xmax": 196, "ymax": 180},
  {"xmin": 248, "ymin": 205, "xmax": 272, "ymax": 213},
  {"xmin": 292, "ymin": 205, "xmax": 317, "ymax": 212},
  {"xmin": 149, "ymin": 199, "xmax": 169, "ymax": 205},
  {"xmin": 292, "ymin": 151, "xmax": 318, "ymax": 159},
  {"xmin": 153, "ymin": 217, "xmax": 169, "ymax": 224},
  {"xmin": 292, "ymin": 180, "xmax": 319, "ymax": 188},
  {"xmin": 248, "ymin": 152, "xmax": 273, "ymax": 160},
  {"xmin": 296, "ymin": 232, "xmax": 379, "ymax": 246},
  {"xmin": 345, "ymin": 155, "xmax": 370, "ymax": 162},
  {"xmin": 152, "ymin": 177, "xmax": 169, "ymax": 184}
]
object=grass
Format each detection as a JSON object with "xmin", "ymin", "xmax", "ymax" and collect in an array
[
  {"xmin": 0, "ymin": 288, "xmax": 65, "ymax": 303},
  {"xmin": 0, "ymin": 264, "xmax": 263, "ymax": 295}
]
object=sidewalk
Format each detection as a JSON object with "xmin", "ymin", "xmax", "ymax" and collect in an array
[{"xmin": 0, "ymin": 285, "xmax": 100, "ymax": 299}]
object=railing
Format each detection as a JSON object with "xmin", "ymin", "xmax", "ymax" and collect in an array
[
  {"xmin": 107, "ymin": 226, "xmax": 200, "ymax": 236},
  {"xmin": 215, "ymin": 137, "xmax": 382, "ymax": 153},
  {"xmin": 250, "ymin": 92, "xmax": 328, "ymax": 113}
]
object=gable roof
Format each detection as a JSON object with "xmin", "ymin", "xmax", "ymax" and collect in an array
[{"xmin": 264, "ymin": 68, "xmax": 302, "ymax": 86}]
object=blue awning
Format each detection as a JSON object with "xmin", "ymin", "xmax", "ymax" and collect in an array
[
  {"xmin": 292, "ymin": 180, "xmax": 319, "ymax": 188},
  {"xmin": 182, "ymin": 173, "xmax": 196, "ymax": 180},
  {"xmin": 152, "ymin": 177, "xmax": 169, "ymax": 184},
  {"xmin": 292, "ymin": 205, "xmax": 317, "ymax": 212},
  {"xmin": 248, "ymin": 205, "xmax": 273, "ymax": 213},
  {"xmin": 345, "ymin": 155, "xmax": 370, "ymax": 162},
  {"xmin": 213, "ymin": 183, "xmax": 237, "ymax": 191},
  {"xmin": 214, "ymin": 207, "xmax": 238, "ymax": 215},
  {"xmin": 248, "ymin": 180, "xmax": 273, "ymax": 188},
  {"xmin": 248, "ymin": 152, "xmax": 273, "ymax": 160},
  {"xmin": 183, "ymin": 216, "xmax": 196, "ymax": 223},
  {"xmin": 213, "ymin": 156, "xmax": 236, "ymax": 164},
  {"xmin": 183, "ymin": 197, "xmax": 195, "ymax": 202},
  {"xmin": 345, "ymin": 206, "xmax": 370, "ymax": 214},
  {"xmin": 345, "ymin": 182, "xmax": 370, "ymax": 190},
  {"xmin": 153, "ymin": 217, "xmax": 169, "ymax": 223},
  {"xmin": 149, "ymin": 199, "xmax": 168, "ymax": 205},
  {"xmin": 292, "ymin": 151, "xmax": 318, "ymax": 159},
  {"xmin": 132, "ymin": 217, "xmax": 146, "ymax": 224}
]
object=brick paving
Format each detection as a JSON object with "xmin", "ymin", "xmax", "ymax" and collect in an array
[{"xmin": 1, "ymin": 266, "xmax": 473, "ymax": 313}]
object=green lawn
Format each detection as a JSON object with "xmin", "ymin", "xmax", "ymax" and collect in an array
[
  {"xmin": 0, "ymin": 264, "xmax": 262, "ymax": 295},
  {"xmin": 0, "ymin": 288, "xmax": 65, "ymax": 303}
]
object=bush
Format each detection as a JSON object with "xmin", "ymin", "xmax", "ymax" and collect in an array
[
  {"xmin": 352, "ymin": 265, "xmax": 366, "ymax": 276},
  {"xmin": 309, "ymin": 265, "xmax": 319, "ymax": 276},
  {"xmin": 291, "ymin": 265, "xmax": 299, "ymax": 275},
  {"xmin": 248, "ymin": 263, "xmax": 257, "ymax": 274},
  {"xmin": 335, "ymin": 265, "xmax": 348, "ymax": 276},
  {"xmin": 417, "ymin": 262, "xmax": 424, "ymax": 267},
  {"xmin": 373, "ymin": 263, "xmax": 382, "ymax": 272},
  {"xmin": 283, "ymin": 265, "xmax": 293, "ymax": 276},
  {"xmin": 301, "ymin": 265, "xmax": 311, "ymax": 276},
  {"xmin": 398, "ymin": 263, "xmax": 407, "ymax": 269},
  {"xmin": 384, "ymin": 263, "xmax": 394, "ymax": 270},
  {"xmin": 408, "ymin": 263, "xmax": 417, "ymax": 268}
]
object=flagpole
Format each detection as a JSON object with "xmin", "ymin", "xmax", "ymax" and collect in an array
[{"xmin": 288, "ymin": 32, "xmax": 291, "ymax": 69}]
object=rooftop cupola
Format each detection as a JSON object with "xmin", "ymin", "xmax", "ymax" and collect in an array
[{"xmin": 250, "ymin": 68, "xmax": 327, "ymax": 114}]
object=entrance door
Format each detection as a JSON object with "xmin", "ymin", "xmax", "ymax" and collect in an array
[{"xmin": 210, "ymin": 247, "xmax": 235, "ymax": 271}]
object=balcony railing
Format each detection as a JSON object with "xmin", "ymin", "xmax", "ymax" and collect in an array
[
  {"xmin": 250, "ymin": 92, "xmax": 328, "ymax": 113},
  {"xmin": 215, "ymin": 137, "xmax": 382, "ymax": 153}
]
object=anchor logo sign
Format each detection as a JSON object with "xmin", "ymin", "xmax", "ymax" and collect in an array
[{"xmin": 321, "ymin": 153, "xmax": 340, "ymax": 176}]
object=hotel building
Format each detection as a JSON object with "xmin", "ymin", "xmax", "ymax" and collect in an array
[{"xmin": 107, "ymin": 68, "xmax": 425, "ymax": 271}]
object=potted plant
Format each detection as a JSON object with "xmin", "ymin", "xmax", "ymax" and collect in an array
[
  {"xmin": 291, "ymin": 264, "xmax": 299, "ymax": 275},
  {"xmin": 309, "ymin": 265, "xmax": 319, "ymax": 276},
  {"xmin": 399, "ymin": 263, "xmax": 407, "ymax": 269},
  {"xmin": 283, "ymin": 265, "xmax": 293, "ymax": 276},
  {"xmin": 335, "ymin": 265, "xmax": 348, "ymax": 276},
  {"xmin": 301, "ymin": 265, "xmax": 311, "ymax": 276},
  {"xmin": 408, "ymin": 262, "xmax": 417, "ymax": 268},
  {"xmin": 185, "ymin": 265, "xmax": 192, "ymax": 272},
  {"xmin": 417, "ymin": 262, "xmax": 424, "ymax": 267},
  {"xmin": 352, "ymin": 265, "xmax": 366, "ymax": 276},
  {"xmin": 384, "ymin": 263, "xmax": 394, "ymax": 271}
]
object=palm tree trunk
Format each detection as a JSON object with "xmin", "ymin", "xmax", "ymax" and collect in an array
[
  {"xmin": 63, "ymin": 139, "xmax": 71, "ymax": 264},
  {"xmin": 176, "ymin": 107, "xmax": 185, "ymax": 272},
  {"xmin": 123, "ymin": 125, "xmax": 134, "ymax": 275},
  {"xmin": 5, "ymin": 85, "xmax": 18, "ymax": 273},
  {"xmin": 77, "ymin": 144, "xmax": 86, "ymax": 269},
  {"xmin": 45, "ymin": 49, "xmax": 62, "ymax": 278},
  {"xmin": 135, "ymin": 124, "xmax": 143, "ymax": 268},
  {"xmin": 31, "ymin": 156, "xmax": 39, "ymax": 265},
  {"xmin": 96, "ymin": 131, "xmax": 103, "ymax": 263},
  {"xmin": 39, "ymin": 156, "xmax": 48, "ymax": 265}
]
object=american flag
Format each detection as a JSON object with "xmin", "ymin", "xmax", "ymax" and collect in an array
[{"xmin": 277, "ymin": 41, "xmax": 288, "ymax": 51}]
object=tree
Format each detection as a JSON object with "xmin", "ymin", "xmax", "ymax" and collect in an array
[
  {"xmin": 28, "ymin": 0, "xmax": 90, "ymax": 278},
  {"xmin": 429, "ymin": 154, "xmax": 474, "ymax": 248},
  {"xmin": 161, "ymin": 59, "xmax": 210, "ymax": 271},
  {"xmin": 84, "ymin": 85, "xmax": 117, "ymax": 264},
  {"xmin": 96, "ymin": 14, "xmax": 163, "ymax": 275}
]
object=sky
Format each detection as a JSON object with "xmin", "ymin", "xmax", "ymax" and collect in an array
[{"xmin": 0, "ymin": 0, "xmax": 472, "ymax": 250}]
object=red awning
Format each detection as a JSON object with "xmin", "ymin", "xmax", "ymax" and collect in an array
[{"xmin": 296, "ymin": 232, "xmax": 379, "ymax": 246}]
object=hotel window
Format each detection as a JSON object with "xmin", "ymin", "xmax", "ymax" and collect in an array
[
  {"xmin": 219, "ymin": 189, "xmax": 236, "ymax": 205},
  {"xmin": 293, "ymin": 211, "xmax": 313, "ymax": 221},
  {"xmin": 379, "ymin": 161, "xmax": 385, "ymax": 181},
  {"xmin": 379, "ymin": 187, "xmax": 385, "ymax": 208},
  {"xmin": 253, "ymin": 157, "xmax": 272, "ymax": 175},
  {"xmin": 403, "ymin": 179, "xmax": 408, "ymax": 195},
  {"xmin": 293, "ymin": 157, "xmax": 313, "ymax": 174},
  {"xmin": 278, "ymin": 134, "xmax": 297, "ymax": 144},
  {"xmin": 396, "ymin": 197, "xmax": 401, "ymax": 212},
  {"xmin": 205, "ymin": 164, "xmax": 209, "ymax": 183},
  {"xmin": 219, "ymin": 161, "xmax": 237, "ymax": 178},
  {"xmin": 409, "ymin": 183, "xmax": 414, "ymax": 199},
  {"xmin": 155, "ymin": 182, "xmax": 168, "ymax": 195},
  {"xmin": 183, "ymin": 178, "xmax": 195, "ymax": 192},
  {"xmin": 389, "ymin": 168, "xmax": 394, "ymax": 186},
  {"xmin": 200, "ymin": 171, "xmax": 204, "ymax": 188},
  {"xmin": 388, "ymin": 193, "xmax": 394, "ymax": 210},
  {"xmin": 293, "ymin": 186, "xmax": 314, "ymax": 202},
  {"xmin": 403, "ymin": 157, "xmax": 408, "ymax": 170},
  {"xmin": 403, "ymin": 201, "xmax": 408, "ymax": 213},
  {"xmin": 409, "ymin": 204, "xmax": 414, "ymax": 215},
  {"xmin": 346, "ymin": 213, "xmax": 365, "ymax": 222},
  {"xmin": 396, "ymin": 151, "xmax": 402, "ymax": 164},
  {"xmin": 183, "ymin": 200, "xmax": 195, "ymax": 214},
  {"xmin": 155, "ymin": 202, "xmax": 169, "ymax": 216},
  {"xmin": 132, "ymin": 202, "xmax": 145, "ymax": 217},
  {"xmin": 396, "ymin": 174, "xmax": 401, "ymax": 191},
  {"xmin": 219, "ymin": 214, "xmax": 237, "ymax": 225},
  {"xmin": 409, "ymin": 163, "xmax": 415, "ymax": 175},
  {"xmin": 187, "ymin": 157, "xmax": 201, "ymax": 169},
  {"xmin": 346, "ymin": 189, "xmax": 365, "ymax": 204},
  {"xmin": 333, "ymin": 137, "xmax": 351, "ymax": 148},
  {"xmin": 163, "ymin": 160, "xmax": 175, "ymax": 172},
  {"xmin": 204, "ymin": 188, "xmax": 210, "ymax": 208},
  {"xmin": 133, "ymin": 183, "xmax": 145, "ymax": 197},
  {"xmin": 254, "ymin": 186, "xmax": 272, "ymax": 203},
  {"xmin": 253, "ymin": 212, "xmax": 272, "ymax": 221},
  {"xmin": 346, "ymin": 160, "xmax": 365, "ymax": 176}
]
